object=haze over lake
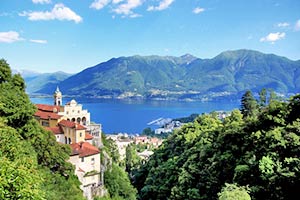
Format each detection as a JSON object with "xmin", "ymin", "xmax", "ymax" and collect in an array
[{"xmin": 31, "ymin": 97, "xmax": 240, "ymax": 134}]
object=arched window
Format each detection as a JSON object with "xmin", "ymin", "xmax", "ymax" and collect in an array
[
  {"xmin": 82, "ymin": 117, "xmax": 87, "ymax": 125},
  {"xmin": 72, "ymin": 118, "xmax": 75, "ymax": 122},
  {"xmin": 77, "ymin": 117, "xmax": 81, "ymax": 123},
  {"xmin": 65, "ymin": 136, "xmax": 67, "ymax": 144},
  {"xmin": 68, "ymin": 138, "xmax": 71, "ymax": 144}
]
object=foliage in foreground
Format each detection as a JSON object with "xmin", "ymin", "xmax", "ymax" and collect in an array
[
  {"xmin": 100, "ymin": 133, "xmax": 137, "ymax": 200},
  {"xmin": 0, "ymin": 59, "xmax": 84, "ymax": 199},
  {"xmin": 133, "ymin": 90, "xmax": 300, "ymax": 200}
]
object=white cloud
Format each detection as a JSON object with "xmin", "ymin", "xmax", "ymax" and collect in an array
[
  {"xmin": 147, "ymin": 0, "xmax": 174, "ymax": 11},
  {"xmin": 90, "ymin": 0, "xmax": 110, "ymax": 10},
  {"xmin": 193, "ymin": 7, "xmax": 205, "ymax": 14},
  {"xmin": 30, "ymin": 39, "xmax": 47, "ymax": 44},
  {"xmin": 113, "ymin": 0, "xmax": 142, "ymax": 15},
  {"xmin": 295, "ymin": 19, "xmax": 300, "ymax": 31},
  {"xmin": 129, "ymin": 13, "xmax": 142, "ymax": 18},
  {"xmin": 277, "ymin": 22, "xmax": 289, "ymax": 27},
  {"xmin": 112, "ymin": 0, "xmax": 124, "ymax": 3},
  {"xmin": 0, "ymin": 31, "xmax": 23, "ymax": 43},
  {"xmin": 32, "ymin": 0, "xmax": 51, "ymax": 4},
  {"xmin": 260, "ymin": 32, "xmax": 285, "ymax": 43},
  {"xmin": 20, "ymin": 4, "xmax": 82, "ymax": 23}
]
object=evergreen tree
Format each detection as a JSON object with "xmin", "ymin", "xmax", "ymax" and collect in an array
[
  {"xmin": 258, "ymin": 88, "xmax": 267, "ymax": 107},
  {"xmin": 240, "ymin": 90, "xmax": 258, "ymax": 118}
]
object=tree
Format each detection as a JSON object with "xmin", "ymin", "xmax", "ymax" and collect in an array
[
  {"xmin": 101, "ymin": 133, "xmax": 120, "ymax": 163},
  {"xmin": 258, "ymin": 88, "xmax": 267, "ymax": 108},
  {"xmin": 218, "ymin": 183, "xmax": 251, "ymax": 200},
  {"xmin": 134, "ymin": 92, "xmax": 300, "ymax": 200},
  {"xmin": 104, "ymin": 163, "xmax": 137, "ymax": 200},
  {"xmin": 240, "ymin": 90, "xmax": 258, "ymax": 118},
  {"xmin": 142, "ymin": 127, "xmax": 154, "ymax": 136},
  {"xmin": 0, "ymin": 59, "xmax": 12, "ymax": 83},
  {"xmin": 125, "ymin": 144, "xmax": 141, "ymax": 175},
  {"xmin": 0, "ymin": 121, "xmax": 45, "ymax": 200}
]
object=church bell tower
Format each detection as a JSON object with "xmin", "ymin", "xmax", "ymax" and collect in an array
[{"xmin": 54, "ymin": 86, "xmax": 62, "ymax": 106}]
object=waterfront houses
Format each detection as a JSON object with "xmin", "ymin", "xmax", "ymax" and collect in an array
[{"xmin": 154, "ymin": 120, "xmax": 183, "ymax": 134}]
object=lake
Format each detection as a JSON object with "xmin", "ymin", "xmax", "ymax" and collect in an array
[{"xmin": 31, "ymin": 97, "xmax": 240, "ymax": 134}]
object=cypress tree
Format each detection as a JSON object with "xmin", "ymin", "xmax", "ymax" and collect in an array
[{"xmin": 240, "ymin": 90, "xmax": 258, "ymax": 118}]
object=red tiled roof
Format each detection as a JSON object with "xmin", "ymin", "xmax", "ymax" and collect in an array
[
  {"xmin": 85, "ymin": 132, "xmax": 93, "ymax": 140},
  {"xmin": 59, "ymin": 120, "xmax": 86, "ymax": 130},
  {"xmin": 70, "ymin": 142, "xmax": 100, "ymax": 157},
  {"xmin": 34, "ymin": 110, "xmax": 62, "ymax": 120},
  {"xmin": 36, "ymin": 104, "xmax": 60, "ymax": 113},
  {"xmin": 45, "ymin": 126, "xmax": 63, "ymax": 135}
]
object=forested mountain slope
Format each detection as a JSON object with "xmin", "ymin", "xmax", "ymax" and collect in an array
[
  {"xmin": 36, "ymin": 50, "xmax": 300, "ymax": 100},
  {"xmin": 132, "ymin": 91, "xmax": 300, "ymax": 199}
]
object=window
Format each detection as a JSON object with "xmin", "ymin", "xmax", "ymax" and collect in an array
[
  {"xmin": 81, "ymin": 157, "xmax": 84, "ymax": 162},
  {"xmin": 80, "ymin": 132, "xmax": 82, "ymax": 137},
  {"xmin": 78, "ymin": 110, "xmax": 80, "ymax": 114},
  {"xmin": 91, "ymin": 158, "xmax": 95, "ymax": 165},
  {"xmin": 42, "ymin": 121, "xmax": 49, "ymax": 127}
]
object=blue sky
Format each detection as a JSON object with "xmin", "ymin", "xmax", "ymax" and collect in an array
[{"xmin": 0, "ymin": 0, "xmax": 300, "ymax": 73}]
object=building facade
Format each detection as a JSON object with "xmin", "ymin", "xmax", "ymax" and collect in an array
[
  {"xmin": 34, "ymin": 88, "xmax": 104, "ymax": 200},
  {"xmin": 59, "ymin": 99, "xmax": 91, "ymax": 126}
]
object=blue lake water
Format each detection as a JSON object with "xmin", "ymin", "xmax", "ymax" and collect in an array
[{"xmin": 31, "ymin": 97, "xmax": 240, "ymax": 134}]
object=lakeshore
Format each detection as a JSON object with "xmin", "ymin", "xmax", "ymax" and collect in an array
[{"xmin": 30, "ymin": 97, "xmax": 240, "ymax": 134}]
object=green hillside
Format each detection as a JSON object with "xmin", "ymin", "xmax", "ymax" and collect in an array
[
  {"xmin": 23, "ymin": 71, "xmax": 71, "ymax": 94},
  {"xmin": 36, "ymin": 49, "xmax": 300, "ymax": 100},
  {"xmin": 132, "ymin": 91, "xmax": 300, "ymax": 199}
]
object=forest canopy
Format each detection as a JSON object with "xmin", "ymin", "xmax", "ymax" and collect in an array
[{"xmin": 132, "ymin": 90, "xmax": 300, "ymax": 200}]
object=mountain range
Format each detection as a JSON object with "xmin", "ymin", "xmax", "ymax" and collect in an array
[
  {"xmin": 28, "ymin": 49, "xmax": 300, "ymax": 101},
  {"xmin": 14, "ymin": 70, "xmax": 72, "ymax": 94}
]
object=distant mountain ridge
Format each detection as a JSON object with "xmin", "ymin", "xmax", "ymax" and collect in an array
[
  {"xmin": 34, "ymin": 49, "xmax": 300, "ymax": 101},
  {"xmin": 17, "ymin": 71, "xmax": 72, "ymax": 94}
]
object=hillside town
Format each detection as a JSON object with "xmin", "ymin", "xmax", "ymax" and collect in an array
[{"xmin": 106, "ymin": 133, "xmax": 163, "ymax": 160}]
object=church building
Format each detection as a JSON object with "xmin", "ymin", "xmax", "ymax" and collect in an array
[{"xmin": 34, "ymin": 87, "xmax": 105, "ymax": 200}]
